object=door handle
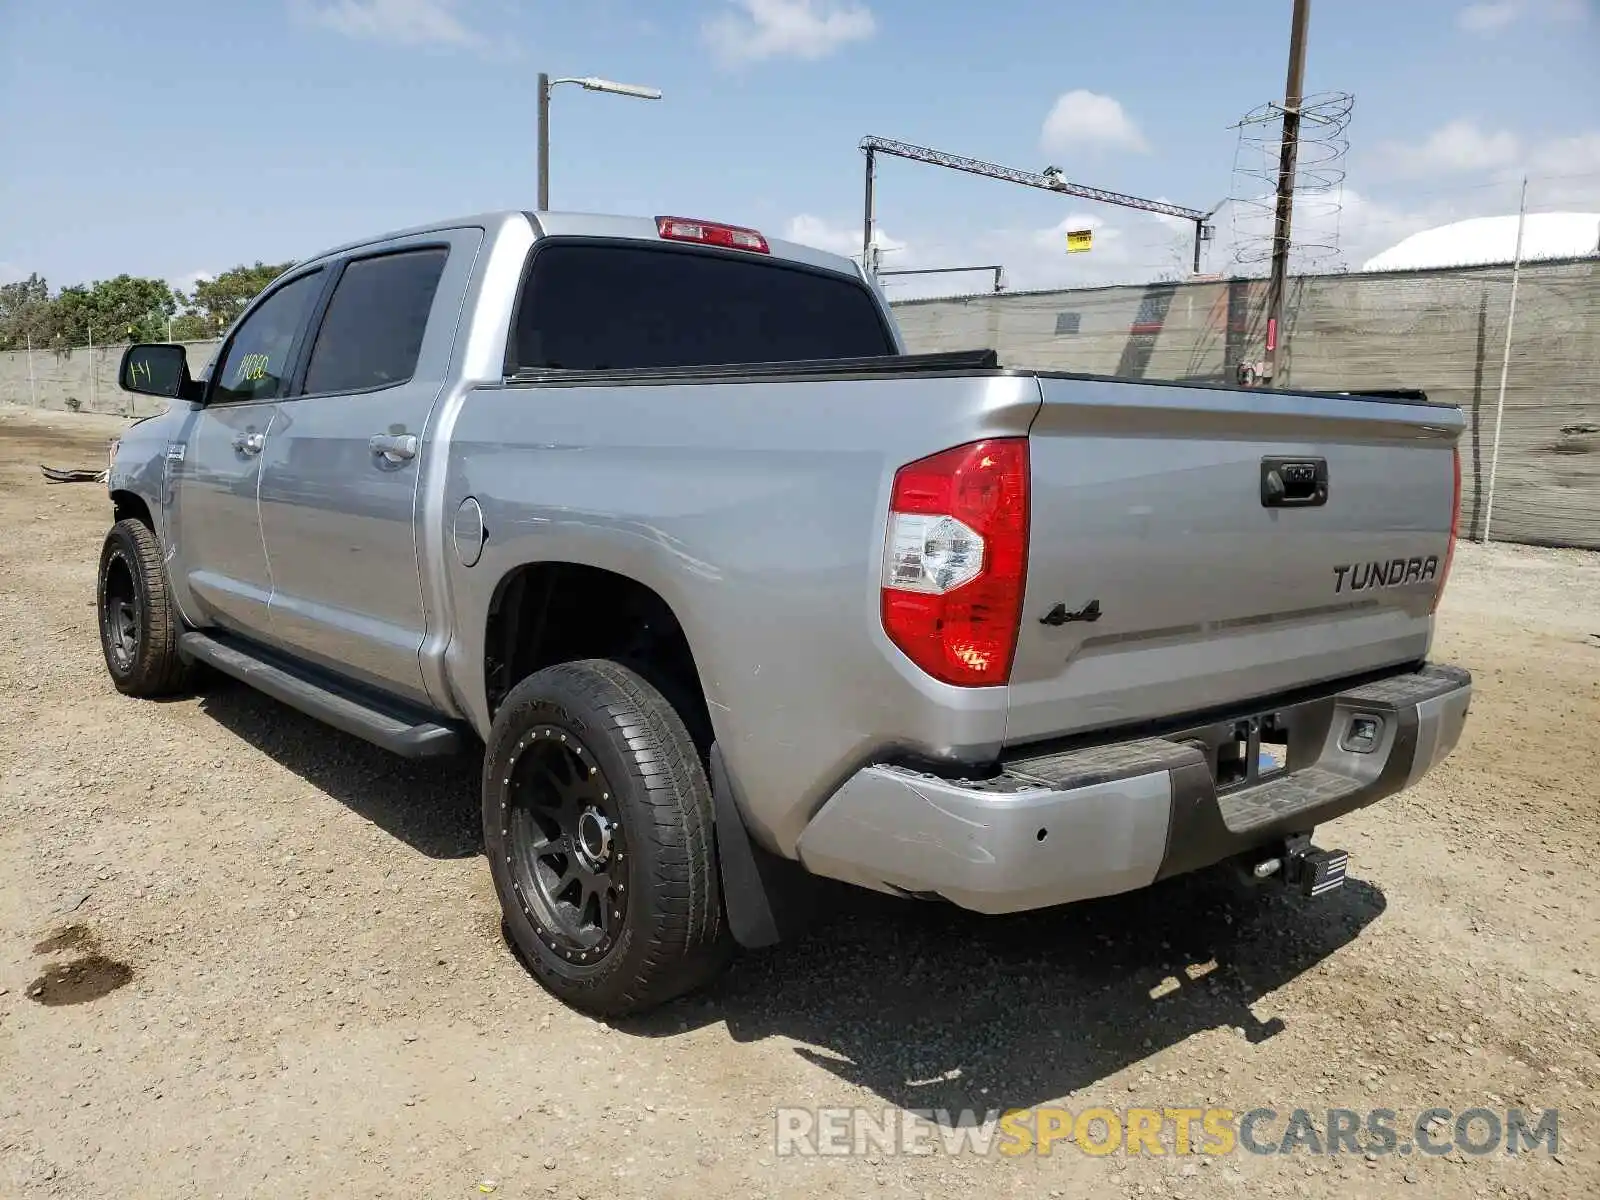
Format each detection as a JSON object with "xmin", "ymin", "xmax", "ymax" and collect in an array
[
  {"xmin": 369, "ymin": 433, "xmax": 418, "ymax": 463},
  {"xmin": 231, "ymin": 432, "xmax": 265, "ymax": 456}
]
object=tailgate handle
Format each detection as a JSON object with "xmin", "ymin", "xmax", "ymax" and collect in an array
[{"xmin": 1261, "ymin": 457, "xmax": 1328, "ymax": 508}]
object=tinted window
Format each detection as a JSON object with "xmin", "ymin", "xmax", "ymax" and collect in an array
[
  {"xmin": 210, "ymin": 271, "xmax": 323, "ymax": 404},
  {"xmin": 302, "ymin": 248, "xmax": 449, "ymax": 394},
  {"xmin": 511, "ymin": 243, "xmax": 895, "ymax": 372}
]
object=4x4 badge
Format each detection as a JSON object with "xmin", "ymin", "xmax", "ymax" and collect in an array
[{"xmin": 1041, "ymin": 599, "xmax": 1101, "ymax": 626}]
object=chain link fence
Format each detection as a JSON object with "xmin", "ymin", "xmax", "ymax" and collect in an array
[{"xmin": 892, "ymin": 257, "xmax": 1600, "ymax": 549}]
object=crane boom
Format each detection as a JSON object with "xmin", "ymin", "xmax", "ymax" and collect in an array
[
  {"xmin": 859, "ymin": 135, "xmax": 1213, "ymax": 277},
  {"xmin": 860, "ymin": 136, "xmax": 1206, "ymax": 222}
]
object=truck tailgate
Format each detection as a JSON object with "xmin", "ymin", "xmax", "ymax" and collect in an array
[{"xmin": 1006, "ymin": 376, "xmax": 1464, "ymax": 745}]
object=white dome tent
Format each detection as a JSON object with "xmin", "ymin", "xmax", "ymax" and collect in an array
[{"xmin": 1362, "ymin": 213, "xmax": 1600, "ymax": 272}]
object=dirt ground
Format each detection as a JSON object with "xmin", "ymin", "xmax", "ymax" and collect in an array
[{"xmin": 1, "ymin": 403, "xmax": 1596, "ymax": 1200}]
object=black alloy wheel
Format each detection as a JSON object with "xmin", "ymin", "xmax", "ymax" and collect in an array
[
  {"xmin": 482, "ymin": 659, "xmax": 731, "ymax": 1015},
  {"xmin": 504, "ymin": 725, "xmax": 631, "ymax": 964}
]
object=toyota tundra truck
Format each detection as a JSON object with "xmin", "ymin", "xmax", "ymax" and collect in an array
[{"xmin": 101, "ymin": 209, "xmax": 1473, "ymax": 1015}]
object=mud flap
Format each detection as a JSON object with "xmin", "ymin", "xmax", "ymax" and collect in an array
[{"xmin": 710, "ymin": 744, "xmax": 821, "ymax": 949}]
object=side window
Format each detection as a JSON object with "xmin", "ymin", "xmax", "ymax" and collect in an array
[
  {"xmin": 301, "ymin": 248, "xmax": 449, "ymax": 395},
  {"xmin": 209, "ymin": 271, "xmax": 324, "ymax": 404}
]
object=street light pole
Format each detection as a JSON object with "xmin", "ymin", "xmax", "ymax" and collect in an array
[
  {"xmin": 537, "ymin": 73, "xmax": 662, "ymax": 210},
  {"xmin": 538, "ymin": 72, "xmax": 551, "ymax": 211}
]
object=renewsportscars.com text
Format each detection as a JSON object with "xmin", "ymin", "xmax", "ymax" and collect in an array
[{"xmin": 774, "ymin": 1106, "xmax": 1559, "ymax": 1159}]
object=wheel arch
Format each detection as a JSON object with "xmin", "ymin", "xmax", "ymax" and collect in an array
[
  {"xmin": 481, "ymin": 561, "xmax": 714, "ymax": 754},
  {"xmin": 110, "ymin": 489, "xmax": 154, "ymax": 530}
]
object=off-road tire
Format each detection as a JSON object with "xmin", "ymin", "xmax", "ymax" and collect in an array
[
  {"xmin": 96, "ymin": 518, "xmax": 194, "ymax": 697},
  {"xmin": 484, "ymin": 659, "xmax": 731, "ymax": 1016}
]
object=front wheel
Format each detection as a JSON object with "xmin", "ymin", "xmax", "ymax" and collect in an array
[
  {"xmin": 483, "ymin": 659, "xmax": 731, "ymax": 1016},
  {"xmin": 97, "ymin": 518, "xmax": 194, "ymax": 697}
]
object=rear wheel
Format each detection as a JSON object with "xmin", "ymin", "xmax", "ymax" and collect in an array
[
  {"xmin": 97, "ymin": 518, "xmax": 194, "ymax": 697},
  {"xmin": 483, "ymin": 659, "xmax": 730, "ymax": 1016}
]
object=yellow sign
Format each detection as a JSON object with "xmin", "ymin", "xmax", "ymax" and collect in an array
[{"xmin": 1066, "ymin": 229, "xmax": 1094, "ymax": 253}]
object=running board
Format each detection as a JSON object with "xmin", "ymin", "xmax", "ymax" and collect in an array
[{"xmin": 178, "ymin": 632, "xmax": 464, "ymax": 759}]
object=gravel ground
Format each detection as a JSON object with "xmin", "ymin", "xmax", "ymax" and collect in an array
[{"xmin": 1, "ymin": 403, "xmax": 1597, "ymax": 1199}]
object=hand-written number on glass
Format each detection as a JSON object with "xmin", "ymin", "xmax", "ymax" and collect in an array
[{"xmin": 235, "ymin": 353, "xmax": 271, "ymax": 384}]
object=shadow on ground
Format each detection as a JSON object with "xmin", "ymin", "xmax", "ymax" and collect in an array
[
  {"xmin": 191, "ymin": 673, "xmax": 1385, "ymax": 1113},
  {"xmin": 197, "ymin": 677, "xmax": 482, "ymax": 860},
  {"xmin": 628, "ymin": 870, "xmax": 1386, "ymax": 1115}
]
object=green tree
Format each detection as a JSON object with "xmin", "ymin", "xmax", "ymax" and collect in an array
[
  {"xmin": 0, "ymin": 273, "xmax": 58, "ymax": 350},
  {"xmin": 182, "ymin": 261, "xmax": 296, "ymax": 334},
  {"xmin": 51, "ymin": 275, "xmax": 177, "ymax": 347},
  {"xmin": 168, "ymin": 312, "xmax": 216, "ymax": 341}
]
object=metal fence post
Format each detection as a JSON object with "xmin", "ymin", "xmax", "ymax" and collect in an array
[
  {"xmin": 26, "ymin": 332, "xmax": 37, "ymax": 407},
  {"xmin": 1481, "ymin": 176, "xmax": 1528, "ymax": 544}
]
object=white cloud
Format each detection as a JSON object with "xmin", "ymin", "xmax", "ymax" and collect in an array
[
  {"xmin": 1040, "ymin": 90, "xmax": 1149, "ymax": 155},
  {"xmin": 1458, "ymin": 0, "xmax": 1589, "ymax": 32},
  {"xmin": 1379, "ymin": 120, "xmax": 1522, "ymax": 176},
  {"xmin": 704, "ymin": 0, "xmax": 876, "ymax": 66},
  {"xmin": 784, "ymin": 209, "xmax": 1204, "ymax": 298},
  {"xmin": 1522, "ymin": 133, "xmax": 1600, "ymax": 208},
  {"xmin": 172, "ymin": 269, "xmax": 216, "ymax": 300},
  {"xmin": 1219, "ymin": 187, "xmax": 1443, "ymax": 273},
  {"xmin": 783, "ymin": 214, "xmax": 908, "ymax": 272},
  {"xmin": 292, "ymin": 0, "xmax": 487, "ymax": 50},
  {"xmin": 1376, "ymin": 121, "xmax": 1600, "ymax": 206},
  {"xmin": 785, "ymin": 214, "xmax": 868, "ymax": 257},
  {"xmin": 1459, "ymin": 1, "xmax": 1524, "ymax": 30},
  {"xmin": 1528, "ymin": 131, "xmax": 1600, "ymax": 176}
]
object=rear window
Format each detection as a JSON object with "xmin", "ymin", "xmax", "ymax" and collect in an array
[{"xmin": 509, "ymin": 242, "xmax": 895, "ymax": 372}]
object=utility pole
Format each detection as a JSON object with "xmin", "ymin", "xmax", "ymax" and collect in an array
[
  {"xmin": 1264, "ymin": 0, "xmax": 1311, "ymax": 384},
  {"xmin": 862, "ymin": 144, "xmax": 877, "ymax": 274},
  {"xmin": 1481, "ymin": 175, "xmax": 1529, "ymax": 544}
]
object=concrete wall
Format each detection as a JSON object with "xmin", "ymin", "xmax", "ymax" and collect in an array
[
  {"xmin": 0, "ymin": 339, "xmax": 221, "ymax": 420},
  {"xmin": 2, "ymin": 258, "xmax": 1594, "ymax": 547},
  {"xmin": 892, "ymin": 259, "xmax": 1600, "ymax": 549}
]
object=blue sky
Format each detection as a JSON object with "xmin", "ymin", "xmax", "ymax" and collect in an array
[{"xmin": 1, "ymin": 0, "xmax": 1596, "ymax": 299}]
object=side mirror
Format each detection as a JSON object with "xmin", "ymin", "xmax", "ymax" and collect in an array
[{"xmin": 120, "ymin": 343, "xmax": 199, "ymax": 400}]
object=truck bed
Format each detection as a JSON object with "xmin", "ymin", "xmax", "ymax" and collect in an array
[{"xmin": 454, "ymin": 349, "xmax": 1462, "ymax": 853}]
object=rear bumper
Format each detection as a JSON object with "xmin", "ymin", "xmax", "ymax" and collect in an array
[{"xmin": 795, "ymin": 663, "xmax": 1472, "ymax": 914}]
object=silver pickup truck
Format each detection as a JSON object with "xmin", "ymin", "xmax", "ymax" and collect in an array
[{"xmin": 104, "ymin": 209, "xmax": 1472, "ymax": 1015}]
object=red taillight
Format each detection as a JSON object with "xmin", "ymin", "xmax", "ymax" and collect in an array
[
  {"xmin": 1431, "ymin": 445, "xmax": 1462, "ymax": 613},
  {"xmin": 881, "ymin": 439, "xmax": 1030, "ymax": 687},
  {"xmin": 655, "ymin": 215, "xmax": 770, "ymax": 254}
]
